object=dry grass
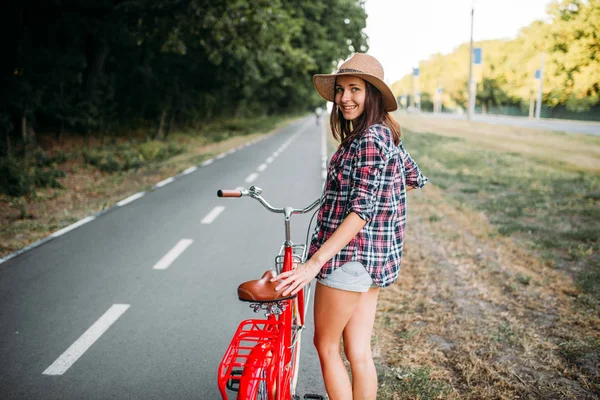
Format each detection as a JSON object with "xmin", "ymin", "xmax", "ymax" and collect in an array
[
  {"xmin": 372, "ymin": 114, "xmax": 600, "ymax": 399},
  {"xmin": 396, "ymin": 114, "xmax": 600, "ymax": 172}
]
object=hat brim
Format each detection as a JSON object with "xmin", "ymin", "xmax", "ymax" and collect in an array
[{"xmin": 313, "ymin": 72, "xmax": 398, "ymax": 112}]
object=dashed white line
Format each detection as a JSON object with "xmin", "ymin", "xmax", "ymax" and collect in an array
[
  {"xmin": 42, "ymin": 304, "xmax": 130, "ymax": 376},
  {"xmin": 152, "ymin": 239, "xmax": 194, "ymax": 270},
  {"xmin": 116, "ymin": 192, "xmax": 145, "ymax": 207},
  {"xmin": 201, "ymin": 206, "xmax": 226, "ymax": 224},
  {"xmin": 182, "ymin": 166, "xmax": 197, "ymax": 175},
  {"xmin": 49, "ymin": 216, "xmax": 96, "ymax": 238},
  {"xmin": 155, "ymin": 177, "xmax": 175, "ymax": 188},
  {"xmin": 245, "ymin": 173, "xmax": 259, "ymax": 183},
  {"xmin": 266, "ymin": 157, "xmax": 274, "ymax": 164},
  {"xmin": 257, "ymin": 164, "xmax": 267, "ymax": 172}
]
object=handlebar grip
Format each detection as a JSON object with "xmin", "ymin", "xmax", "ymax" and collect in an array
[{"xmin": 217, "ymin": 189, "xmax": 242, "ymax": 198}]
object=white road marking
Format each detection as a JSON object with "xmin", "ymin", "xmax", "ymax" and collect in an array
[
  {"xmin": 257, "ymin": 163, "xmax": 267, "ymax": 172},
  {"xmin": 42, "ymin": 304, "xmax": 130, "ymax": 376},
  {"xmin": 155, "ymin": 177, "xmax": 175, "ymax": 188},
  {"xmin": 116, "ymin": 192, "xmax": 145, "ymax": 207},
  {"xmin": 49, "ymin": 216, "xmax": 96, "ymax": 238},
  {"xmin": 201, "ymin": 206, "xmax": 226, "ymax": 224},
  {"xmin": 216, "ymin": 153, "xmax": 226, "ymax": 159},
  {"xmin": 266, "ymin": 157, "xmax": 274, "ymax": 163},
  {"xmin": 152, "ymin": 239, "xmax": 194, "ymax": 270},
  {"xmin": 245, "ymin": 173, "xmax": 259, "ymax": 183},
  {"xmin": 273, "ymin": 152, "xmax": 280, "ymax": 157},
  {"xmin": 182, "ymin": 166, "xmax": 197, "ymax": 175}
]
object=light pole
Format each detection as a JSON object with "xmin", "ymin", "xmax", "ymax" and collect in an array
[{"xmin": 467, "ymin": 6, "xmax": 475, "ymax": 120}]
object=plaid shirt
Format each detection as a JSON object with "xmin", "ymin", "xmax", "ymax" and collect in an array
[{"xmin": 309, "ymin": 123, "xmax": 427, "ymax": 287}]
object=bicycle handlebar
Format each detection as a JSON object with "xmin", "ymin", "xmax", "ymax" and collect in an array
[
  {"xmin": 217, "ymin": 186, "xmax": 320, "ymax": 216},
  {"xmin": 217, "ymin": 189, "xmax": 242, "ymax": 198}
]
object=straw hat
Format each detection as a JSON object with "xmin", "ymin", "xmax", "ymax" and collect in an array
[{"xmin": 313, "ymin": 53, "xmax": 398, "ymax": 112}]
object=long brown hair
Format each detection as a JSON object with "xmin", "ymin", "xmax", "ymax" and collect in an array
[{"xmin": 330, "ymin": 78, "xmax": 401, "ymax": 147}]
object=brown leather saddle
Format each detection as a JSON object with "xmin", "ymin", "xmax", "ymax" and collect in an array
[{"xmin": 237, "ymin": 270, "xmax": 296, "ymax": 303}]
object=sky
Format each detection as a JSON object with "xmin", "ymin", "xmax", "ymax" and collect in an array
[{"xmin": 363, "ymin": 0, "xmax": 554, "ymax": 84}]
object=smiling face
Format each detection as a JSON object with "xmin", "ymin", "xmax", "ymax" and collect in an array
[{"xmin": 334, "ymin": 75, "xmax": 366, "ymax": 122}]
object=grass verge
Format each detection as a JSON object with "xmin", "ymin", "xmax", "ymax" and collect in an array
[{"xmin": 370, "ymin": 114, "xmax": 600, "ymax": 399}]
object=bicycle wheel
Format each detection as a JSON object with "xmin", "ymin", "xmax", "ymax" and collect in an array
[{"xmin": 251, "ymin": 368, "xmax": 268, "ymax": 400}]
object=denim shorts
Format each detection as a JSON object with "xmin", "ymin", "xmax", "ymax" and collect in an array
[{"xmin": 318, "ymin": 261, "xmax": 379, "ymax": 292}]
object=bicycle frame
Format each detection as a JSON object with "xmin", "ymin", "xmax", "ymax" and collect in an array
[{"xmin": 216, "ymin": 186, "xmax": 320, "ymax": 400}]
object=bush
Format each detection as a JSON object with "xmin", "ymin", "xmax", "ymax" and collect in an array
[
  {"xmin": 33, "ymin": 167, "xmax": 65, "ymax": 189},
  {"xmin": 34, "ymin": 150, "xmax": 68, "ymax": 167},
  {"xmin": 0, "ymin": 158, "xmax": 33, "ymax": 197},
  {"xmin": 83, "ymin": 140, "xmax": 185, "ymax": 173}
]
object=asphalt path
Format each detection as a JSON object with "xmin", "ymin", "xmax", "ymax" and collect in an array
[
  {"xmin": 413, "ymin": 111, "xmax": 600, "ymax": 135},
  {"xmin": 0, "ymin": 116, "xmax": 327, "ymax": 399}
]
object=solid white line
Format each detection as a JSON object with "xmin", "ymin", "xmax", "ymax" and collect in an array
[
  {"xmin": 245, "ymin": 173, "xmax": 259, "ymax": 183},
  {"xmin": 200, "ymin": 159, "xmax": 213, "ymax": 167},
  {"xmin": 155, "ymin": 177, "xmax": 175, "ymax": 188},
  {"xmin": 152, "ymin": 239, "xmax": 194, "ymax": 270},
  {"xmin": 257, "ymin": 164, "xmax": 267, "ymax": 172},
  {"xmin": 49, "ymin": 216, "xmax": 95, "ymax": 238},
  {"xmin": 216, "ymin": 153, "xmax": 226, "ymax": 159},
  {"xmin": 182, "ymin": 166, "xmax": 197, "ymax": 175},
  {"xmin": 201, "ymin": 206, "xmax": 225, "ymax": 224},
  {"xmin": 42, "ymin": 304, "xmax": 130, "ymax": 376},
  {"xmin": 116, "ymin": 192, "xmax": 145, "ymax": 207}
]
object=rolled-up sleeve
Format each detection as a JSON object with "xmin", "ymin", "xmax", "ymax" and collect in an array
[
  {"xmin": 399, "ymin": 141, "xmax": 427, "ymax": 189},
  {"xmin": 348, "ymin": 132, "xmax": 386, "ymax": 221}
]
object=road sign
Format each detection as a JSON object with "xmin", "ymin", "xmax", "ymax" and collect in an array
[
  {"xmin": 413, "ymin": 68, "xmax": 419, "ymax": 77},
  {"xmin": 474, "ymin": 48, "xmax": 482, "ymax": 65}
]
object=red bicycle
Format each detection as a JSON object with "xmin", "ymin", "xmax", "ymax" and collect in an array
[{"xmin": 216, "ymin": 186, "xmax": 324, "ymax": 400}]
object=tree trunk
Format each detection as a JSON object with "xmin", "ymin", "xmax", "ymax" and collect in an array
[
  {"xmin": 22, "ymin": 112, "xmax": 36, "ymax": 156},
  {"xmin": 82, "ymin": 34, "xmax": 109, "ymax": 102},
  {"xmin": 166, "ymin": 112, "xmax": 175, "ymax": 138},
  {"xmin": 56, "ymin": 122, "xmax": 62, "ymax": 142},
  {"xmin": 3, "ymin": 130, "xmax": 11, "ymax": 157},
  {"xmin": 155, "ymin": 108, "xmax": 168, "ymax": 139}
]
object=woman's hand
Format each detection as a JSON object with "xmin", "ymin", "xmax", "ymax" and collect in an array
[{"xmin": 271, "ymin": 260, "xmax": 321, "ymax": 297}]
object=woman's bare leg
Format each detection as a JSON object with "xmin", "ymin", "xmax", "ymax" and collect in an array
[
  {"xmin": 313, "ymin": 282, "xmax": 361, "ymax": 400},
  {"xmin": 343, "ymin": 287, "xmax": 379, "ymax": 400}
]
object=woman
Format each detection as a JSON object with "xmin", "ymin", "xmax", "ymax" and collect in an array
[{"xmin": 273, "ymin": 53, "xmax": 427, "ymax": 400}]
